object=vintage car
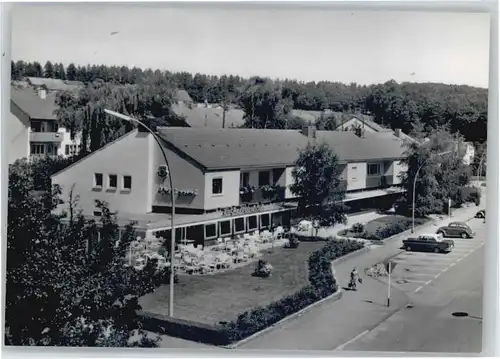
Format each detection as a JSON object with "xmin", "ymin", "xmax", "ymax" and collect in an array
[
  {"xmin": 436, "ymin": 221, "xmax": 475, "ymax": 239},
  {"xmin": 402, "ymin": 233, "xmax": 454, "ymax": 253},
  {"xmin": 475, "ymin": 210, "xmax": 486, "ymax": 219}
]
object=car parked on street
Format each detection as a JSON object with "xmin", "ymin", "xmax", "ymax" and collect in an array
[
  {"xmin": 402, "ymin": 233, "xmax": 454, "ymax": 253},
  {"xmin": 475, "ymin": 210, "xmax": 486, "ymax": 219},
  {"xmin": 436, "ymin": 221, "xmax": 475, "ymax": 239}
]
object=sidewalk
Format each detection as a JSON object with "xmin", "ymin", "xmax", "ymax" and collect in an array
[{"xmin": 237, "ymin": 201, "xmax": 485, "ymax": 350}]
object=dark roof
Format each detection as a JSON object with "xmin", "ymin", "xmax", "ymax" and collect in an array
[
  {"xmin": 175, "ymin": 89, "xmax": 193, "ymax": 103},
  {"xmin": 156, "ymin": 127, "xmax": 406, "ymax": 171},
  {"xmin": 11, "ymin": 85, "xmax": 58, "ymax": 120},
  {"xmin": 26, "ymin": 77, "xmax": 83, "ymax": 92},
  {"xmin": 335, "ymin": 113, "xmax": 392, "ymax": 132},
  {"xmin": 290, "ymin": 109, "xmax": 322, "ymax": 123},
  {"xmin": 157, "ymin": 127, "xmax": 307, "ymax": 170},
  {"xmin": 171, "ymin": 103, "xmax": 245, "ymax": 128},
  {"xmin": 324, "ymin": 131, "xmax": 406, "ymax": 161}
]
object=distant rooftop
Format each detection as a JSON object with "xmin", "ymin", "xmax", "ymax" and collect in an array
[
  {"xmin": 11, "ymin": 85, "xmax": 58, "ymax": 120},
  {"xmin": 170, "ymin": 103, "xmax": 245, "ymax": 128},
  {"xmin": 174, "ymin": 89, "xmax": 193, "ymax": 103},
  {"xmin": 26, "ymin": 77, "xmax": 84, "ymax": 92}
]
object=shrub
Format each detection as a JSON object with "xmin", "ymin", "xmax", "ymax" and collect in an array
[
  {"xmin": 458, "ymin": 186, "xmax": 481, "ymax": 205},
  {"xmin": 352, "ymin": 222, "xmax": 365, "ymax": 233}
]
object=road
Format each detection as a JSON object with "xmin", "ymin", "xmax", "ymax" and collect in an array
[{"xmin": 340, "ymin": 217, "xmax": 485, "ymax": 354}]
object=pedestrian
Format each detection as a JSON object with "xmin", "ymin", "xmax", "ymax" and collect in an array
[{"xmin": 349, "ymin": 267, "xmax": 361, "ymax": 290}]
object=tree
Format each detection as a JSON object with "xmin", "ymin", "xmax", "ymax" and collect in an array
[
  {"xmin": 66, "ymin": 63, "xmax": 77, "ymax": 81},
  {"xmin": 33, "ymin": 61, "xmax": 43, "ymax": 77},
  {"xmin": 290, "ymin": 143, "xmax": 348, "ymax": 227},
  {"xmin": 398, "ymin": 125, "xmax": 471, "ymax": 216},
  {"xmin": 238, "ymin": 77, "xmax": 294, "ymax": 129},
  {"xmin": 13, "ymin": 60, "xmax": 26, "ymax": 79},
  {"xmin": 56, "ymin": 75, "xmax": 176, "ymax": 154},
  {"xmin": 15, "ymin": 58, "xmax": 488, "ymax": 143},
  {"xmin": 55, "ymin": 63, "xmax": 67, "ymax": 80},
  {"xmin": 5, "ymin": 159, "xmax": 166, "ymax": 347},
  {"xmin": 43, "ymin": 61, "xmax": 55, "ymax": 78}
]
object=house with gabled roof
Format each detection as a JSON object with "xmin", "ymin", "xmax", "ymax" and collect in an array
[
  {"xmin": 8, "ymin": 84, "xmax": 82, "ymax": 164},
  {"xmin": 51, "ymin": 126, "xmax": 407, "ymax": 243},
  {"xmin": 169, "ymin": 102, "xmax": 245, "ymax": 128},
  {"xmin": 174, "ymin": 89, "xmax": 193, "ymax": 104}
]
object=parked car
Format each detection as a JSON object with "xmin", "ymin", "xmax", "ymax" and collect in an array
[
  {"xmin": 436, "ymin": 221, "xmax": 475, "ymax": 239},
  {"xmin": 402, "ymin": 234, "xmax": 454, "ymax": 253},
  {"xmin": 475, "ymin": 210, "xmax": 486, "ymax": 219}
]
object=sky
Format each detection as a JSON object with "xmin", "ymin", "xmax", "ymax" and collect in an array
[{"xmin": 10, "ymin": 3, "xmax": 491, "ymax": 88}]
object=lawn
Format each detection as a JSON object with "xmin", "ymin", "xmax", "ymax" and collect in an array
[
  {"xmin": 339, "ymin": 215, "xmax": 428, "ymax": 240},
  {"xmin": 139, "ymin": 241, "xmax": 327, "ymax": 325}
]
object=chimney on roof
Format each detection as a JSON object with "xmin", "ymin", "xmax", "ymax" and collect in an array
[
  {"xmin": 394, "ymin": 128, "xmax": 401, "ymax": 138},
  {"xmin": 38, "ymin": 89, "xmax": 47, "ymax": 100},
  {"xmin": 301, "ymin": 125, "xmax": 317, "ymax": 139}
]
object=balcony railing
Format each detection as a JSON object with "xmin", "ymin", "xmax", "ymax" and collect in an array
[
  {"xmin": 240, "ymin": 185, "xmax": 286, "ymax": 204},
  {"xmin": 30, "ymin": 132, "xmax": 63, "ymax": 143},
  {"xmin": 366, "ymin": 175, "xmax": 393, "ymax": 189}
]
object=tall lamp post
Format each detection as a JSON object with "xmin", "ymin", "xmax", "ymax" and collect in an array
[
  {"xmin": 411, "ymin": 150, "xmax": 452, "ymax": 233},
  {"xmin": 477, "ymin": 152, "xmax": 487, "ymax": 185},
  {"xmin": 104, "ymin": 109, "xmax": 176, "ymax": 318}
]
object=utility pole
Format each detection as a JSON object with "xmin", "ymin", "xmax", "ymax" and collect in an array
[{"xmin": 387, "ymin": 262, "xmax": 391, "ymax": 306}]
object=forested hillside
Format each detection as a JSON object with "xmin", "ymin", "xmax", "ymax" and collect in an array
[{"xmin": 12, "ymin": 60, "xmax": 488, "ymax": 147}]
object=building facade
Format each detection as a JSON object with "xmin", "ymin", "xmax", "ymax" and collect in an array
[
  {"xmin": 9, "ymin": 83, "xmax": 82, "ymax": 164},
  {"xmin": 51, "ymin": 126, "xmax": 407, "ymax": 245}
]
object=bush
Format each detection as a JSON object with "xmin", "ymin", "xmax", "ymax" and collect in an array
[
  {"xmin": 458, "ymin": 186, "xmax": 481, "ymax": 205},
  {"xmin": 222, "ymin": 239, "xmax": 364, "ymax": 342},
  {"xmin": 355, "ymin": 217, "xmax": 425, "ymax": 241},
  {"xmin": 352, "ymin": 222, "xmax": 365, "ymax": 233}
]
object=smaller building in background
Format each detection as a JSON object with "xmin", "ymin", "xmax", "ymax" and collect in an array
[
  {"xmin": 461, "ymin": 142, "xmax": 476, "ymax": 166},
  {"xmin": 8, "ymin": 84, "xmax": 82, "ymax": 164}
]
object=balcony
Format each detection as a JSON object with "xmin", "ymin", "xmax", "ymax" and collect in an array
[
  {"xmin": 240, "ymin": 185, "xmax": 286, "ymax": 204},
  {"xmin": 30, "ymin": 132, "xmax": 63, "ymax": 143},
  {"xmin": 366, "ymin": 175, "xmax": 393, "ymax": 189}
]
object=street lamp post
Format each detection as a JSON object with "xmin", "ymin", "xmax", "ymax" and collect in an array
[
  {"xmin": 411, "ymin": 150, "xmax": 452, "ymax": 233},
  {"xmin": 104, "ymin": 109, "xmax": 176, "ymax": 318},
  {"xmin": 477, "ymin": 152, "xmax": 486, "ymax": 185}
]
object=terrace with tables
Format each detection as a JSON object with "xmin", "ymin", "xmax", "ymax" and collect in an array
[{"xmin": 127, "ymin": 226, "xmax": 289, "ymax": 275}]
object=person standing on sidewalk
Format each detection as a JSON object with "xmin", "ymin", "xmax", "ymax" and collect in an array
[{"xmin": 349, "ymin": 267, "xmax": 362, "ymax": 290}]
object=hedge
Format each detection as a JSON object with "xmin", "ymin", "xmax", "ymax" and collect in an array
[
  {"xmin": 139, "ymin": 238, "xmax": 364, "ymax": 345},
  {"xmin": 340, "ymin": 217, "xmax": 426, "ymax": 241}
]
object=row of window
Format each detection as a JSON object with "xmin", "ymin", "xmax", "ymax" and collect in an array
[
  {"xmin": 94, "ymin": 173, "xmax": 132, "ymax": 191},
  {"xmin": 212, "ymin": 165, "xmax": 383, "ymax": 196},
  {"xmin": 350, "ymin": 164, "xmax": 382, "ymax": 176},
  {"xmin": 205, "ymin": 213, "xmax": 271, "ymax": 239},
  {"xmin": 240, "ymin": 170, "xmax": 280, "ymax": 187},
  {"xmin": 65, "ymin": 144, "xmax": 82, "ymax": 156},
  {"xmin": 30, "ymin": 143, "xmax": 57, "ymax": 155},
  {"xmin": 31, "ymin": 120, "xmax": 59, "ymax": 133}
]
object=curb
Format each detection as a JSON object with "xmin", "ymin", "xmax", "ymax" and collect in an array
[{"xmin": 226, "ymin": 289, "xmax": 343, "ymax": 349}]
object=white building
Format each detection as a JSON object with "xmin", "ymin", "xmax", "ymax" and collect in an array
[{"xmin": 8, "ymin": 84, "xmax": 82, "ymax": 164}]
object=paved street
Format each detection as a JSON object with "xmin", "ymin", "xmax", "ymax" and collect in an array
[
  {"xmin": 340, "ymin": 218, "xmax": 485, "ymax": 353},
  {"xmin": 379, "ymin": 217, "xmax": 485, "ymax": 295}
]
